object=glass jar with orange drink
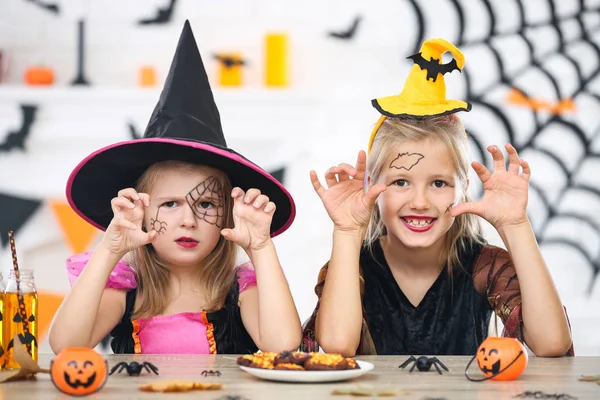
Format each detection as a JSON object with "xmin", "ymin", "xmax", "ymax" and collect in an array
[
  {"xmin": 0, "ymin": 271, "xmax": 5, "ymax": 370},
  {"xmin": 3, "ymin": 269, "xmax": 38, "ymax": 369}
]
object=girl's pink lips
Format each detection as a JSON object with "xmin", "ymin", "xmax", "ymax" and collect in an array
[
  {"xmin": 401, "ymin": 216, "xmax": 436, "ymax": 233},
  {"xmin": 175, "ymin": 237, "xmax": 199, "ymax": 248}
]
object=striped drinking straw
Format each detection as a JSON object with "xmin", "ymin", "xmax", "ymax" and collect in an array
[{"xmin": 7, "ymin": 231, "xmax": 32, "ymax": 354}]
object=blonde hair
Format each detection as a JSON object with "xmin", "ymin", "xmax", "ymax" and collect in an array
[
  {"xmin": 129, "ymin": 160, "xmax": 236, "ymax": 319},
  {"xmin": 366, "ymin": 115, "xmax": 484, "ymax": 273}
]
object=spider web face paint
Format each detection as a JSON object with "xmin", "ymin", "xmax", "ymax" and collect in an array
[
  {"xmin": 150, "ymin": 207, "xmax": 167, "ymax": 234},
  {"xmin": 186, "ymin": 176, "xmax": 225, "ymax": 228}
]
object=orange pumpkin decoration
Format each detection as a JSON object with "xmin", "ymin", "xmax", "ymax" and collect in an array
[
  {"xmin": 475, "ymin": 337, "xmax": 528, "ymax": 381},
  {"xmin": 50, "ymin": 347, "xmax": 108, "ymax": 396},
  {"xmin": 24, "ymin": 66, "xmax": 55, "ymax": 85}
]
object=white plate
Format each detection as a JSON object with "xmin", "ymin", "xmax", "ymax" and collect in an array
[{"xmin": 239, "ymin": 360, "xmax": 374, "ymax": 383}]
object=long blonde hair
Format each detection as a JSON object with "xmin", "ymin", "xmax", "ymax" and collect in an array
[
  {"xmin": 365, "ymin": 115, "xmax": 484, "ymax": 273},
  {"xmin": 129, "ymin": 160, "xmax": 237, "ymax": 319}
]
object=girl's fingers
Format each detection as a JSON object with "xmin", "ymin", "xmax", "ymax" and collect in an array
[
  {"xmin": 253, "ymin": 194, "xmax": 270, "ymax": 209},
  {"xmin": 244, "ymin": 188, "xmax": 261, "ymax": 204},
  {"xmin": 364, "ymin": 183, "xmax": 387, "ymax": 206},
  {"xmin": 488, "ymin": 145, "xmax": 506, "ymax": 173},
  {"xmin": 324, "ymin": 167, "xmax": 339, "ymax": 188},
  {"xmin": 231, "ymin": 187, "xmax": 245, "ymax": 199},
  {"xmin": 264, "ymin": 201, "xmax": 276, "ymax": 213},
  {"xmin": 138, "ymin": 192, "xmax": 151, "ymax": 207},
  {"xmin": 111, "ymin": 197, "xmax": 135, "ymax": 214},
  {"xmin": 114, "ymin": 218, "xmax": 137, "ymax": 231},
  {"xmin": 117, "ymin": 188, "xmax": 141, "ymax": 203},
  {"xmin": 505, "ymin": 143, "xmax": 521, "ymax": 175},
  {"xmin": 520, "ymin": 159, "xmax": 531, "ymax": 182},
  {"xmin": 310, "ymin": 170, "xmax": 326, "ymax": 198},
  {"xmin": 472, "ymin": 161, "xmax": 492, "ymax": 183},
  {"xmin": 354, "ymin": 150, "xmax": 368, "ymax": 181}
]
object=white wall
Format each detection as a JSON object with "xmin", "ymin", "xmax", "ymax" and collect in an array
[{"xmin": 0, "ymin": 0, "xmax": 599, "ymax": 355}]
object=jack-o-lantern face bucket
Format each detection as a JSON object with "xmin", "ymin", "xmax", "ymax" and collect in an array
[
  {"xmin": 51, "ymin": 348, "xmax": 108, "ymax": 396},
  {"xmin": 465, "ymin": 337, "xmax": 528, "ymax": 382}
]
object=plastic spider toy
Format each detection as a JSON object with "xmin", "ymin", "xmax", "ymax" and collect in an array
[
  {"xmin": 109, "ymin": 361, "xmax": 159, "ymax": 376},
  {"xmin": 201, "ymin": 369, "xmax": 221, "ymax": 377},
  {"xmin": 398, "ymin": 356, "xmax": 449, "ymax": 375}
]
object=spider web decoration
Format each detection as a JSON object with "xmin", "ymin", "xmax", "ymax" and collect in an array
[{"xmin": 404, "ymin": 0, "xmax": 600, "ymax": 295}]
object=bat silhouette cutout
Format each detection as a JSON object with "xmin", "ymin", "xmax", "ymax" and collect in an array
[
  {"xmin": 328, "ymin": 16, "xmax": 362, "ymax": 40},
  {"xmin": 25, "ymin": 0, "xmax": 59, "ymax": 14},
  {"xmin": 0, "ymin": 105, "xmax": 38, "ymax": 153},
  {"xmin": 128, "ymin": 122, "xmax": 141, "ymax": 140},
  {"xmin": 389, "ymin": 152, "xmax": 425, "ymax": 171},
  {"xmin": 213, "ymin": 54, "xmax": 247, "ymax": 68},
  {"xmin": 407, "ymin": 53, "xmax": 460, "ymax": 82},
  {"xmin": 7, "ymin": 332, "xmax": 38, "ymax": 351},
  {"xmin": 138, "ymin": 0, "xmax": 177, "ymax": 25}
]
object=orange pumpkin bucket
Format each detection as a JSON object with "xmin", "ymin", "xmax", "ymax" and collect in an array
[
  {"xmin": 50, "ymin": 347, "xmax": 108, "ymax": 396},
  {"xmin": 465, "ymin": 337, "xmax": 528, "ymax": 381}
]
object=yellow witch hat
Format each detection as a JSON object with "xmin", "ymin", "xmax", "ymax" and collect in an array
[{"xmin": 368, "ymin": 38, "xmax": 471, "ymax": 153}]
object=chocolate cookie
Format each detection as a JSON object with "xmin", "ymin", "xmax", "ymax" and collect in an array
[{"xmin": 274, "ymin": 351, "xmax": 311, "ymax": 366}]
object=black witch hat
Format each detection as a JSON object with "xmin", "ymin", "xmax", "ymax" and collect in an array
[{"xmin": 66, "ymin": 20, "xmax": 295, "ymax": 237}]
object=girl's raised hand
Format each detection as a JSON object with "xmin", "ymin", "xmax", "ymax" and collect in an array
[
  {"xmin": 310, "ymin": 150, "xmax": 387, "ymax": 232},
  {"xmin": 102, "ymin": 188, "xmax": 157, "ymax": 256},
  {"xmin": 450, "ymin": 143, "xmax": 530, "ymax": 230},
  {"xmin": 221, "ymin": 187, "xmax": 275, "ymax": 251}
]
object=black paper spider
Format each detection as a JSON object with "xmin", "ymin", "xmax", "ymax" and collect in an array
[
  {"xmin": 109, "ymin": 361, "xmax": 159, "ymax": 376},
  {"xmin": 399, "ymin": 356, "xmax": 449, "ymax": 375},
  {"xmin": 201, "ymin": 369, "xmax": 221, "ymax": 377}
]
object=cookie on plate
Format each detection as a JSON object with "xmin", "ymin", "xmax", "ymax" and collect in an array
[
  {"xmin": 274, "ymin": 363, "xmax": 306, "ymax": 371},
  {"xmin": 274, "ymin": 351, "xmax": 311, "ymax": 366},
  {"xmin": 236, "ymin": 352, "xmax": 277, "ymax": 369},
  {"xmin": 304, "ymin": 353, "xmax": 349, "ymax": 371}
]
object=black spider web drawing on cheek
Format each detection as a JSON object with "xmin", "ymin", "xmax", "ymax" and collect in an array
[
  {"xmin": 403, "ymin": 0, "xmax": 600, "ymax": 294},
  {"xmin": 185, "ymin": 176, "xmax": 225, "ymax": 228},
  {"xmin": 150, "ymin": 207, "xmax": 167, "ymax": 234}
]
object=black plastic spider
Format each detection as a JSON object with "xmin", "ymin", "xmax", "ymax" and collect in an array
[
  {"xmin": 109, "ymin": 361, "xmax": 159, "ymax": 376},
  {"xmin": 201, "ymin": 369, "xmax": 221, "ymax": 377},
  {"xmin": 399, "ymin": 356, "xmax": 449, "ymax": 375}
]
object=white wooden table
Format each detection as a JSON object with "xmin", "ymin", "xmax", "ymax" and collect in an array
[{"xmin": 1, "ymin": 354, "xmax": 598, "ymax": 399}]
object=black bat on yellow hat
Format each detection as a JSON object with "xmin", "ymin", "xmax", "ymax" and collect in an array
[
  {"xmin": 213, "ymin": 54, "xmax": 247, "ymax": 68},
  {"xmin": 407, "ymin": 52, "xmax": 460, "ymax": 82}
]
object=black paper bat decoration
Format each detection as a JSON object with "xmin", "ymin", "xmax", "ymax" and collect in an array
[
  {"xmin": 389, "ymin": 152, "xmax": 425, "ymax": 171},
  {"xmin": 407, "ymin": 52, "xmax": 460, "ymax": 82},
  {"xmin": 213, "ymin": 54, "xmax": 247, "ymax": 68},
  {"xmin": 138, "ymin": 0, "xmax": 177, "ymax": 25},
  {"xmin": 25, "ymin": 0, "xmax": 59, "ymax": 14},
  {"xmin": 328, "ymin": 16, "xmax": 362, "ymax": 40},
  {"xmin": 0, "ymin": 105, "xmax": 37, "ymax": 153},
  {"xmin": 128, "ymin": 122, "xmax": 141, "ymax": 140}
]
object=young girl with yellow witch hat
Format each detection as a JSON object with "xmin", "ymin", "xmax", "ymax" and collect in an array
[{"xmin": 302, "ymin": 38, "xmax": 574, "ymax": 357}]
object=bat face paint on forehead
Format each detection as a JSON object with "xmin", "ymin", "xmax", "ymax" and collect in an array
[
  {"xmin": 186, "ymin": 176, "xmax": 225, "ymax": 228},
  {"xmin": 389, "ymin": 152, "xmax": 425, "ymax": 171}
]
